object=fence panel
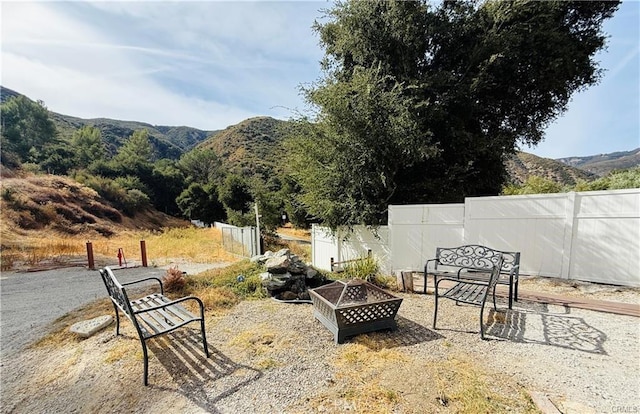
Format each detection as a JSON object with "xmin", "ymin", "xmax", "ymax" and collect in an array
[
  {"xmin": 215, "ymin": 222, "xmax": 259, "ymax": 257},
  {"xmin": 388, "ymin": 204, "xmax": 464, "ymax": 272},
  {"xmin": 311, "ymin": 224, "xmax": 340, "ymax": 271},
  {"xmin": 570, "ymin": 190, "xmax": 640, "ymax": 286},
  {"xmin": 312, "ymin": 225, "xmax": 390, "ymax": 273},
  {"xmin": 464, "ymin": 194, "xmax": 568, "ymax": 278}
]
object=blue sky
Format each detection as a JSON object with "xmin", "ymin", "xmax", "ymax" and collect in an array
[{"xmin": 1, "ymin": 1, "xmax": 638, "ymax": 159}]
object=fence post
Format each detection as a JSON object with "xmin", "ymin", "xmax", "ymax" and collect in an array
[
  {"xmin": 140, "ymin": 240, "xmax": 148, "ymax": 267},
  {"xmin": 561, "ymin": 192, "xmax": 578, "ymax": 280},
  {"xmin": 86, "ymin": 241, "xmax": 95, "ymax": 270}
]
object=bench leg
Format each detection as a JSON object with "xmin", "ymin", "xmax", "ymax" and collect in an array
[
  {"xmin": 141, "ymin": 340, "xmax": 150, "ymax": 386},
  {"xmin": 508, "ymin": 275, "xmax": 514, "ymax": 310},
  {"xmin": 432, "ymin": 294, "xmax": 439, "ymax": 330},
  {"xmin": 200, "ymin": 318, "xmax": 209, "ymax": 358},
  {"xmin": 479, "ymin": 302, "xmax": 486, "ymax": 340},
  {"xmin": 111, "ymin": 303, "xmax": 121, "ymax": 336},
  {"xmin": 492, "ymin": 285, "xmax": 498, "ymax": 311}
]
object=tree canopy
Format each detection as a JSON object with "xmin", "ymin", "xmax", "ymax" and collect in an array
[{"xmin": 286, "ymin": 0, "xmax": 619, "ymax": 229}]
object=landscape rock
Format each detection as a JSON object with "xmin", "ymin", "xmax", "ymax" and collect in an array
[{"xmin": 255, "ymin": 249, "xmax": 329, "ymax": 301}]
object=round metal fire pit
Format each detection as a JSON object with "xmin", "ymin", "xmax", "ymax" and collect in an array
[{"xmin": 308, "ymin": 279, "xmax": 403, "ymax": 344}]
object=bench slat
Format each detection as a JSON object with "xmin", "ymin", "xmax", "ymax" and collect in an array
[
  {"xmin": 442, "ymin": 282, "xmax": 487, "ymax": 305},
  {"xmin": 131, "ymin": 294, "xmax": 199, "ymax": 337}
]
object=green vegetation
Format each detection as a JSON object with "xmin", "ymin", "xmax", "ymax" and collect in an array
[
  {"xmin": 0, "ymin": 0, "xmax": 632, "ymax": 236},
  {"xmin": 285, "ymin": 0, "xmax": 619, "ymax": 229},
  {"xmin": 504, "ymin": 167, "xmax": 640, "ymax": 195}
]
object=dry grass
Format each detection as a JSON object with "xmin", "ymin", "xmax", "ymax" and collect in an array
[
  {"xmin": 277, "ymin": 225, "xmax": 311, "ymax": 241},
  {"xmin": 162, "ymin": 266, "xmax": 187, "ymax": 293},
  {"xmin": 31, "ymin": 298, "xmax": 116, "ymax": 349},
  {"xmin": 1, "ymin": 174, "xmax": 237, "ymax": 270},
  {"xmin": 307, "ymin": 332, "xmax": 539, "ymax": 413},
  {"xmin": 229, "ymin": 324, "xmax": 278, "ymax": 356},
  {"xmin": 1, "ymin": 226, "xmax": 238, "ymax": 270}
]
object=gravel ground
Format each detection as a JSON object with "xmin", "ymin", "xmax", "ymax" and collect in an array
[
  {"xmin": 1, "ymin": 281, "xmax": 639, "ymax": 414},
  {"xmin": 0, "ymin": 262, "xmax": 229, "ymax": 355}
]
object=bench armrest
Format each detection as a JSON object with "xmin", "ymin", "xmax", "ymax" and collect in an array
[
  {"xmin": 122, "ymin": 277, "xmax": 164, "ymax": 295},
  {"xmin": 423, "ymin": 258, "xmax": 439, "ymax": 272},
  {"xmin": 133, "ymin": 295, "xmax": 205, "ymax": 316}
]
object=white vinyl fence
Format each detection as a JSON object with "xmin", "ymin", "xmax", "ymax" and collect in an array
[
  {"xmin": 312, "ymin": 225, "xmax": 390, "ymax": 273},
  {"xmin": 311, "ymin": 189, "xmax": 640, "ymax": 287}
]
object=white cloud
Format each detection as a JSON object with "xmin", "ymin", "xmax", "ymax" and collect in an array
[{"xmin": 1, "ymin": 1, "xmax": 325, "ymax": 129}]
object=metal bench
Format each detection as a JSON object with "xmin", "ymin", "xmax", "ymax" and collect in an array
[
  {"xmin": 433, "ymin": 254, "xmax": 504, "ymax": 339},
  {"xmin": 98, "ymin": 266, "xmax": 209, "ymax": 385},
  {"xmin": 424, "ymin": 245, "xmax": 520, "ymax": 309}
]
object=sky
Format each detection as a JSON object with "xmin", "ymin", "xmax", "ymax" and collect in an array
[{"xmin": 1, "ymin": 1, "xmax": 638, "ymax": 159}]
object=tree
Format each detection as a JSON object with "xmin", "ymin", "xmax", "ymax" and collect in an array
[
  {"xmin": 150, "ymin": 159, "xmax": 186, "ymax": 215},
  {"xmin": 112, "ymin": 129, "xmax": 154, "ymax": 176},
  {"xmin": 1, "ymin": 96, "xmax": 57, "ymax": 166},
  {"xmin": 219, "ymin": 174, "xmax": 253, "ymax": 214},
  {"xmin": 176, "ymin": 182, "xmax": 226, "ymax": 224},
  {"xmin": 178, "ymin": 148, "xmax": 222, "ymax": 185},
  {"xmin": 71, "ymin": 126, "xmax": 105, "ymax": 169},
  {"xmin": 288, "ymin": 0, "xmax": 619, "ymax": 229}
]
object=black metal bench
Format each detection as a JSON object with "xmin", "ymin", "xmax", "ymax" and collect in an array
[
  {"xmin": 433, "ymin": 254, "xmax": 504, "ymax": 339},
  {"xmin": 98, "ymin": 266, "xmax": 209, "ymax": 385},
  {"xmin": 424, "ymin": 245, "xmax": 520, "ymax": 309}
]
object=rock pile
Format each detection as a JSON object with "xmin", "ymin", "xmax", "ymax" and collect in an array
[{"xmin": 252, "ymin": 248, "xmax": 328, "ymax": 301}]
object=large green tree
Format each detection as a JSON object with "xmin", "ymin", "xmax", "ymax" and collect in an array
[
  {"xmin": 287, "ymin": 0, "xmax": 619, "ymax": 229},
  {"xmin": 1, "ymin": 96, "xmax": 57, "ymax": 167},
  {"xmin": 71, "ymin": 126, "xmax": 105, "ymax": 169}
]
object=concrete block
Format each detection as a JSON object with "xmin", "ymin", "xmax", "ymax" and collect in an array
[{"xmin": 70, "ymin": 315, "xmax": 113, "ymax": 338}]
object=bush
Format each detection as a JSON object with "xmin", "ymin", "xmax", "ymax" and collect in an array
[
  {"xmin": 343, "ymin": 255, "xmax": 379, "ymax": 283},
  {"xmin": 163, "ymin": 266, "xmax": 186, "ymax": 293}
]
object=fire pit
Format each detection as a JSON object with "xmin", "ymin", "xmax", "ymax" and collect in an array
[{"xmin": 309, "ymin": 279, "xmax": 403, "ymax": 344}]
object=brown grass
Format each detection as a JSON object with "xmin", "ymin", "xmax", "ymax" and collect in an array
[
  {"xmin": 1, "ymin": 226, "xmax": 238, "ymax": 270},
  {"xmin": 1, "ymin": 174, "xmax": 238, "ymax": 270}
]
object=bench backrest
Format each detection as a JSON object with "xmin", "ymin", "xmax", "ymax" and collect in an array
[
  {"xmin": 98, "ymin": 267, "xmax": 136, "ymax": 321},
  {"xmin": 435, "ymin": 245, "xmax": 520, "ymax": 275}
]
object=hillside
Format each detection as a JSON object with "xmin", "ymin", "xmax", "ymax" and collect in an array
[
  {"xmin": 198, "ymin": 116, "xmax": 288, "ymax": 178},
  {"xmin": 557, "ymin": 148, "xmax": 640, "ymax": 177},
  {"xmin": 2, "ymin": 85, "xmax": 636, "ymax": 191},
  {"xmin": 1, "ymin": 86, "xmax": 217, "ymax": 160},
  {"xmin": 506, "ymin": 152, "xmax": 597, "ymax": 186},
  {"xmin": 0, "ymin": 174, "xmax": 188, "ymax": 243}
]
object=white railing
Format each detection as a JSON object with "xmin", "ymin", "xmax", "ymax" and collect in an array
[{"xmin": 311, "ymin": 189, "xmax": 640, "ymax": 287}]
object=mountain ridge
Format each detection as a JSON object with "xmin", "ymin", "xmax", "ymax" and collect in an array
[{"xmin": 2, "ymin": 85, "xmax": 637, "ymax": 181}]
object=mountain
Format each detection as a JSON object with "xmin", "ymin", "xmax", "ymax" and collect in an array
[
  {"xmin": 505, "ymin": 152, "xmax": 597, "ymax": 186},
  {"xmin": 1, "ymin": 86, "xmax": 218, "ymax": 160},
  {"xmin": 557, "ymin": 149, "xmax": 640, "ymax": 177},
  {"xmin": 198, "ymin": 116, "xmax": 288, "ymax": 178},
  {"xmin": 2, "ymin": 86, "xmax": 636, "ymax": 186}
]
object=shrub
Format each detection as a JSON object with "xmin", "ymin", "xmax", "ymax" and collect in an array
[
  {"xmin": 343, "ymin": 255, "xmax": 379, "ymax": 282},
  {"xmin": 163, "ymin": 266, "xmax": 186, "ymax": 293}
]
